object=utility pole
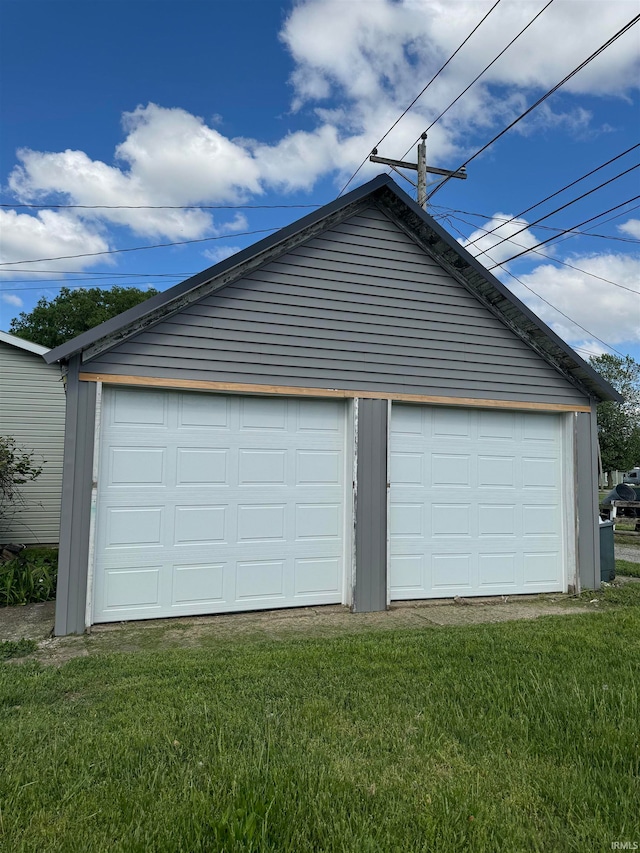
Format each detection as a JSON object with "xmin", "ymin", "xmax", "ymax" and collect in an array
[{"xmin": 369, "ymin": 133, "xmax": 467, "ymax": 210}]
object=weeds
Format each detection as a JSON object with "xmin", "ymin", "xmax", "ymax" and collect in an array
[
  {"xmin": 0, "ymin": 638, "xmax": 38, "ymax": 660},
  {"xmin": 0, "ymin": 547, "xmax": 58, "ymax": 606}
]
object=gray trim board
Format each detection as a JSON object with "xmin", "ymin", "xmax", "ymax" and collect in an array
[
  {"xmin": 54, "ymin": 357, "xmax": 96, "ymax": 635},
  {"xmin": 353, "ymin": 398, "xmax": 388, "ymax": 613},
  {"xmin": 576, "ymin": 405, "xmax": 601, "ymax": 591}
]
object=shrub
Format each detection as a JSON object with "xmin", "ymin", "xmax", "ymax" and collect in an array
[
  {"xmin": 0, "ymin": 436, "xmax": 43, "ymax": 532},
  {"xmin": 0, "ymin": 547, "xmax": 58, "ymax": 607}
]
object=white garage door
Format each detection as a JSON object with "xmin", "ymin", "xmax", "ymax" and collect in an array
[
  {"xmin": 93, "ymin": 388, "xmax": 346, "ymax": 623},
  {"xmin": 389, "ymin": 405, "xmax": 566, "ymax": 599}
]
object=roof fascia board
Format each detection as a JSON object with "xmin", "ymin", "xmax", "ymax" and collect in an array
[
  {"xmin": 44, "ymin": 176, "xmax": 392, "ymax": 365},
  {"xmin": 0, "ymin": 330, "xmax": 49, "ymax": 356},
  {"xmin": 375, "ymin": 183, "xmax": 622, "ymax": 404}
]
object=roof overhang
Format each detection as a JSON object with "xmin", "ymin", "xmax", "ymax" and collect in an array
[
  {"xmin": 0, "ymin": 330, "xmax": 49, "ymax": 356},
  {"xmin": 44, "ymin": 175, "xmax": 622, "ymax": 404}
]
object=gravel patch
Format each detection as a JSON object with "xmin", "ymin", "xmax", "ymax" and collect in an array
[{"xmin": 616, "ymin": 544, "xmax": 640, "ymax": 563}]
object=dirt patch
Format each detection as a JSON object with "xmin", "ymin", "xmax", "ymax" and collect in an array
[
  {"xmin": 1, "ymin": 594, "xmax": 597, "ymax": 666},
  {"xmin": 0, "ymin": 600, "xmax": 55, "ymax": 642}
]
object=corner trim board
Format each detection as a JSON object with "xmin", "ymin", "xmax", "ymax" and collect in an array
[{"xmin": 78, "ymin": 373, "xmax": 591, "ymax": 412}]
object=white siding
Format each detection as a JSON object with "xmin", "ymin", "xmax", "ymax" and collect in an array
[{"xmin": 0, "ymin": 341, "xmax": 65, "ymax": 543}]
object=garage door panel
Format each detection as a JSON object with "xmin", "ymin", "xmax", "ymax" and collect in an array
[
  {"xmin": 295, "ymin": 503, "xmax": 341, "ymax": 540},
  {"xmin": 478, "ymin": 553, "xmax": 517, "ymax": 586},
  {"xmin": 236, "ymin": 559, "xmax": 286, "ymax": 601},
  {"xmin": 174, "ymin": 505, "xmax": 226, "ymax": 545},
  {"xmin": 522, "ymin": 457, "xmax": 559, "ymax": 489},
  {"xmin": 432, "ymin": 454, "xmax": 470, "ymax": 487},
  {"xmin": 111, "ymin": 388, "xmax": 167, "ymax": 427},
  {"xmin": 237, "ymin": 504, "xmax": 286, "ymax": 542},
  {"xmin": 298, "ymin": 399, "xmax": 342, "ymax": 432},
  {"xmin": 390, "ymin": 405, "xmax": 565, "ymax": 599},
  {"xmin": 240, "ymin": 397, "xmax": 288, "ymax": 431},
  {"xmin": 432, "ymin": 408, "xmax": 470, "ymax": 437},
  {"xmin": 432, "ymin": 504, "xmax": 471, "ymax": 537},
  {"xmin": 178, "ymin": 393, "xmax": 229, "ymax": 429},
  {"xmin": 171, "ymin": 563, "xmax": 225, "ymax": 605},
  {"xmin": 478, "ymin": 504, "xmax": 517, "ymax": 537},
  {"xmin": 296, "ymin": 450, "xmax": 342, "ymax": 484},
  {"xmin": 176, "ymin": 449, "xmax": 227, "ymax": 485},
  {"xmin": 390, "ymin": 554, "xmax": 424, "ymax": 592},
  {"xmin": 523, "ymin": 552, "xmax": 561, "ymax": 584},
  {"xmin": 238, "ymin": 449, "xmax": 287, "ymax": 485},
  {"xmin": 109, "ymin": 447, "xmax": 165, "ymax": 486},
  {"xmin": 103, "ymin": 565, "xmax": 162, "ymax": 610},
  {"xmin": 94, "ymin": 390, "xmax": 346, "ymax": 623},
  {"xmin": 104, "ymin": 506, "xmax": 164, "ymax": 548},
  {"xmin": 294, "ymin": 557, "xmax": 341, "ymax": 596},
  {"xmin": 477, "ymin": 455, "xmax": 514, "ymax": 488},
  {"xmin": 432, "ymin": 553, "xmax": 472, "ymax": 589},
  {"xmin": 390, "ymin": 452, "xmax": 423, "ymax": 484},
  {"xmin": 478, "ymin": 411, "xmax": 516, "ymax": 440}
]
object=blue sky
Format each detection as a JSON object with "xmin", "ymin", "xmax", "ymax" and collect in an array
[{"xmin": 1, "ymin": 0, "xmax": 639, "ymax": 364}]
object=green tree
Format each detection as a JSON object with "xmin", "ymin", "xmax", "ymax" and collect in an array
[
  {"xmin": 9, "ymin": 286, "xmax": 159, "ymax": 349},
  {"xmin": 589, "ymin": 354, "xmax": 640, "ymax": 486}
]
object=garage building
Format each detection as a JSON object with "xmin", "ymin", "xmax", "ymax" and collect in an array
[{"xmin": 46, "ymin": 176, "xmax": 620, "ymax": 636}]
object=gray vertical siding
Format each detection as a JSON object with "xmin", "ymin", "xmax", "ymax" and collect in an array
[
  {"xmin": 353, "ymin": 398, "xmax": 388, "ymax": 613},
  {"xmin": 54, "ymin": 358, "xmax": 96, "ymax": 636},
  {"xmin": 576, "ymin": 405, "xmax": 600, "ymax": 591},
  {"xmin": 86, "ymin": 206, "xmax": 590, "ymax": 407},
  {"xmin": 0, "ymin": 342, "xmax": 65, "ymax": 543}
]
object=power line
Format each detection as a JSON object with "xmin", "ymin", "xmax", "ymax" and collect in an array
[
  {"xmin": 0, "ymin": 227, "xmax": 281, "ymax": 267},
  {"xmin": 400, "ymin": 0, "xmax": 555, "ymax": 160},
  {"xmin": 431, "ymin": 205, "xmax": 640, "ymax": 244},
  {"xmin": 0, "ymin": 269, "xmax": 193, "ymax": 276},
  {"xmin": 462, "ymin": 142, "xmax": 640, "ymax": 249},
  {"xmin": 473, "ymin": 162, "xmax": 640, "ymax": 259},
  {"xmin": 0, "ymin": 274, "xmax": 186, "ymax": 285},
  {"xmin": 0, "ymin": 202, "xmax": 322, "ymax": 210},
  {"xmin": 338, "ymin": 0, "xmax": 504, "ymax": 196},
  {"xmin": 442, "ymin": 215, "xmax": 623, "ymax": 356},
  {"xmin": 427, "ymin": 13, "xmax": 640, "ymax": 201},
  {"xmin": 488, "ymin": 194, "xmax": 640, "ymax": 269},
  {"xmin": 444, "ymin": 211, "xmax": 640, "ymax": 294},
  {"xmin": 1, "ymin": 280, "xmax": 153, "ymax": 293}
]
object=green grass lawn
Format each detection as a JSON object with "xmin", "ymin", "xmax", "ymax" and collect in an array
[
  {"xmin": 617, "ymin": 559, "xmax": 640, "ymax": 578},
  {"xmin": 2, "ymin": 589, "xmax": 640, "ymax": 852}
]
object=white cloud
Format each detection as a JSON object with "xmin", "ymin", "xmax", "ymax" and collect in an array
[
  {"xmin": 8, "ymin": 105, "xmax": 262, "ymax": 240},
  {"xmin": 0, "ymin": 209, "xmax": 110, "ymax": 277},
  {"xmin": 619, "ymin": 219, "xmax": 640, "ymax": 239},
  {"xmin": 459, "ymin": 213, "xmax": 541, "ymax": 267},
  {"xmin": 0, "ymin": 293, "xmax": 23, "ymax": 308},
  {"xmin": 503, "ymin": 253, "xmax": 640, "ymax": 346},
  {"xmin": 281, "ymin": 0, "xmax": 640, "ymax": 165},
  {"xmin": 2, "ymin": 1, "xmax": 639, "ymax": 274},
  {"xmin": 571, "ymin": 339, "xmax": 610, "ymax": 360},
  {"xmin": 211, "ymin": 213, "xmax": 248, "ymax": 235},
  {"xmin": 202, "ymin": 245, "xmax": 242, "ymax": 264}
]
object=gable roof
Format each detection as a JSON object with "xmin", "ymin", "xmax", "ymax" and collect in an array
[
  {"xmin": 0, "ymin": 330, "xmax": 49, "ymax": 356},
  {"xmin": 44, "ymin": 175, "xmax": 621, "ymax": 403}
]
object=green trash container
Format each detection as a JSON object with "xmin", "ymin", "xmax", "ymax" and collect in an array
[{"xmin": 599, "ymin": 520, "xmax": 615, "ymax": 582}]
